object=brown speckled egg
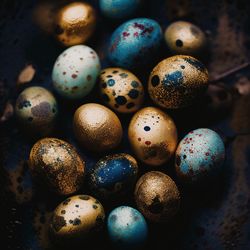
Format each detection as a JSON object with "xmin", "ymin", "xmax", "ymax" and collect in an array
[
  {"xmin": 54, "ymin": 2, "xmax": 96, "ymax": 46},
  {"xmin": 50, "ymin": 195, "xmax": 105, "ymax": 240},
  {"xmin": 148, "ymin": 55, "xmax": 209, "ymax": 109},
  {"xmin": 29, "ymin": 138, "xmax": 85, "ymax": 195},
  {"xmin": 164, "ymin": 21, "xmax": 207, "ymax": 56},
  {"xmin": 99, "ymin": 68, "xmax": 144, "ymax": 113},
  {"xmin": 15, "ymin": 86, "xmax": 58, "ymax": 136},
  {"xmin": 128, "ymin": 107, "xmax": 177, "ymax": 166},
  {"xmin": 134, "ymin": 171, "xmax": 180, "ymax": 223},
  {"xmin": 73, "ymin": 103, "xmax": 123, "ymax": 152}
]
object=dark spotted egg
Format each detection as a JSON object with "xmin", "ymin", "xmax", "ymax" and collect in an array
[
  {"xmin": 148, "ymin": 55, "xmax": 209, "ymax": 109},
  {"xmin": 175, "ymin": 128, "xmax": 225, "ymax": 184},
  {"xmin": 99, "ymin": 68, "xmax": 144, "ymax": 113}
]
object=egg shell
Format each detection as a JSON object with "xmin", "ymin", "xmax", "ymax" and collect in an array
[
  {"xmin": 15, "ymin": 86, "xmax": 58, "ymax": 136},
  {"xmin": 29, "ymin": 138, "xmax": 85, "ymax": 195},
  {"xmin": 175, "ymin": 128, "xmax": 225, "ymax": 184},
  {"xmin": 148, "ymin": 55, "xmax": 208, "ymax": 109},
  {"xmin": 50, "ymin": 195, "xmax": 105, "ymax": 240},
  {"xmin": 134, "ymin": 171, "xmax": 180, "ymax": 223},
  {"xmin": 52, "ymin": 45, "xmax": 101, "ymax": 100},
  {"xmin": 108, "ymin": 18, "xmax": 162, "ymax": 69},
  {"xmin": 99, "ymin": 68, "xmax": 144, "ymax": 113},
  {"xmin": 107, "ymin": 206, "xmax": 148, "ymax": 249},
  {"xmin": 89, "ymin": 154, "xmax": 138, "ymax": 200},
  {"xmin": 128, "ymin": 107, "xmax": 177, "ymax": 166},
  {"xmin": 99, "ymin": 0, "xmax": 142, "ymax": 19}
]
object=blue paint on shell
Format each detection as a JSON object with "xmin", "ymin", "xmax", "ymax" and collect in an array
[
  {"xmin": 162, "ymin": 70, "xmax": 183, "ymax": 87},
  {"xmin": 107, "ymin": 79, "xmax": 116, "ymax": 86}
]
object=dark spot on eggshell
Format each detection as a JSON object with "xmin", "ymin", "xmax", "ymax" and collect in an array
[
  {"xmin": 144, "ymin": 126, "xmax": 151, "ymax": 131},
  {"xmin": 108, "ymin": 79, "xmax": 115, "ymax": 86},
  {"xmin": 162, "ymin": 71, "xmax": 183, "ymax": 87},
  {"xmin": 72, "ymin": 218, "xmax": 81, "ymax": 226},
  {"xmin": 184, "ymin": 57, "xmax": 206, "ymax": 72},
  {"xmin": 102, "ymin": 94, "xmax": 110, "ymax": 102},
  {"xmin": 107, "ymin": 75, "xmax": 113, "ymax": 78},
  {"xmin": 79, "ymin": 195, "xmax": 90, "ymax": 200},
  {"xmin": 115, "ymin": 96, "xmax": 127, "ymax": 105},
  {"xmin": 17, "ymin": 95, "xmax": 31, "ymax": 109},
  {"xmin": 176, "ymin": 155, "xmax": 181, "ymax": 166},
  {"xmin": 176, "ymin": 39, "xmax": 183, "ymax": 47},
  {"xmin": 72, "ymin": 74, "xmax": 78, "ymax": 79},
  {"xmin": 93, "ymin": 205, "xmax": 98, "ymax": 209},
  {"xmin": 110, "ymin": 214, "xmax": 117, "ymax": 222},
  {"xmin": 190, "ymin": 26, "xmax": 200, "ymax": 36},
  {"xmin": 126, "ymin": 102, "xmax": 135, "ymax": 109},
  {"xmin": 63, "ymin": 198, "xmax": 71, "ymax": 205},
  {"xmin": 119, "ymin": 73, "xmax": 128, "ymax": 78},
  {"xmin": 31, "ymin": 102, "xmax": 51, "ymax": 117},
  {"xmin": 87, "ymin": 75, "xmax": 92, "ymax": 81},
  {"xmin": 102, "ymin": 82, "xmax": 107, "ymax": 88},
  {"xmin": 52, "ymin": 215, "xmax": 66, "ymax": 232},
  {"xmin": 131, "ymin": 81, "xmax": 139, "ymax": 88},
  {"xmin": 149, "ymin": 196, "xmax": 163, "ymax": 214},
  {"xmin": 128, "ymin": 89, "xmax": 139, "ymax": 99},
  {"xmin": 61, "ymin": 210, "xmax": 66, "ymax": 215},
  {"xmin": 112, "ymin": 70, "xmax": 118, "ymax": 74},
  {"xmin": 151, "ymin": 75, "xmax": 160, "ymax": 87},
  {"xmin": 181, "ymin": 65, "xmax": 185, "ymax": 69}
]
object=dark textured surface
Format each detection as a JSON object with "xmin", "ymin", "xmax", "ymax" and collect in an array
[{"xmin": 1, "ymin": 0, "xmax": 250, "ymax": 249}]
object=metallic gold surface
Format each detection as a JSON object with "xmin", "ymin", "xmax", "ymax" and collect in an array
[
  {"xmin": 128, "ymin": 107, "xmax": 177, "ymax": 166},
  {"xmin": 164, "ymin": 21, "xmax": 207, "ymax": 56},
  {"xmin": 148, "ymin": 55, "xmax": 209, "ymax": 109},
  {"xmin": 29, "ymin": 138, "xmax": 85, "ymax": 195},
  {"xmin": 55, "ymin": 2, "xmax": 96, "ymax": 46},
  {"xmin": 50, "ymin": 195, "xmax": 105, "ymax": 239},
  {"xmin": 99, "ymin": 68, "xmax": 144, "ymax": 113},
  {"xmin": 134, "ymin": 171, "xmax": 180, "ymax": 223},
  {"xmin": 73, "ymin": 103, "xmax": 123, "ymax": 152}
]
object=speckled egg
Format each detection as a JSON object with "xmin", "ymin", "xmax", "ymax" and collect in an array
[
  {"xmin": 108, "ymin": 18, "xmax": 162, "ymax": 69},
  {"xmin": 128, "ymin": 107, "xmax": 177, "ymax": 166},
  {"xmin": 164, "ymin": 21, "xmax": 207, "ymax": 56},
  {"xmin": 99, "ymin": 68, "xmax": 144, "ymax": 113},
  {"xmin": 50, "ymin": 195, "xmax": 105, "ymax": 240},
  {"xmin": 15, "ymin": 86, "xmax": 58, "ymax": 136},
  {"xmin": 29, "ymin": 138, "xmax": 85, "ymax": 195},
  {"xmin": 52, "ymin": 45, "xmax": 101, "ymax": 100},
  {"xmin": 99, "ymin": 0, "xmax": 142, "ymax": 19},
  {"xmin": 134, "ymin": 171, "xmax": 180, "ymax": 223},
  {"xmin": 89, "ymin": 154, "xmax": 138, "ymax": 200},
  {"xmin": 54, "ymin": 2, "xmax": 96, "ymax": 46},
  {"xmin": 148, "ymin": 55, "xmax": 209, "ymax": 109},
  {"xmin": 107, "ymin": 206, "xmax": 148, "ymax": 249},
  {"xmin": 175, "ymin": 128, "xmax": 225, "ymax": 184},
  {"xmin": 73, "ymin": 103, "xmax": 123, "ymax": 152}
]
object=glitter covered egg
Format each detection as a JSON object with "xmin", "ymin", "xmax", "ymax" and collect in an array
[
  {"xmin": 164, "ymin": 21, "xmax": 207, "ymax": 56},
  {"xmin": 175, "ymin": 128, "xmax": 225, "ymax": 184},
  {"xmin": 128, "ymin": 107, "xmax": 177, "ymax": 166},
  {"xmin": 15, "ymin": 86, "xmax": 58, "ymax": 136},
  {"xmin": 52, "ymin": 45, "xmax": 101, "ymax": 100},
  {"xmin": 73, "ymin": 103, "xmax": 123, "ymax": 152},
  {"xmin": 107, "ymin": 206, "xmax": 148, "ymax": 249},
  {"xmin": 99, "ymin": 0, "xmax": 142, "ymax": 19},
  {"xmin": 148, "ymin": 55, "xmax": 209, "ymax": 109},
  {"xmin": 134, "ymin": 171, "xmax": 180, "ymax": 223},
  {"xmin": 99, "ymin": 68, "xmax": 144, "ymax": 113},
  {"xmin": 50, "ymin": 195, "xmax": 105, "ymax": 240},
  {"xmin": 89, "ymin": 154, "xmax": 138, "ymax": 200},
  {"xmin": 54, "ymin": 2, "xmax": 96, "ymax": 46},
  {"xmin": 108, "ymin": 18, "xmax": 162, "ymax": 69}
]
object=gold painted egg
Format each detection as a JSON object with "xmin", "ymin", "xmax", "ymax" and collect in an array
[
  {"xmin": 29, "ymin": 138, "xmax": 85, "ymax": 196},
  {"xmin": 148, "ymin": 55, "xmax": 209, "ymax": 109},
  {"xmin": 128, "ymin": 107, "xmax": 177, "ymax": 166},
  {"xmin": 134, "ymin": 171, "xmax": 180, "ymax": 223},
  {"xmin": 73, "ymin": 103, "xmax": 123, "ymax": 152},
  {"xmin": 164, "ymin": 21, "xmax": 207, "ymax": 56},
  {"xmin": 99, "ymin": 68, "xmax": 144, "ymax": 113},
  {"xmin": 54, "ymin": 2, "xmax": 97, "ymax": 46}
]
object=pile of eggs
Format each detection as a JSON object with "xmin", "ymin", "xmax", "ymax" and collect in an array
[{"xmin": 14, "ymin": 0, "xmax": 227, "ymax": 248}]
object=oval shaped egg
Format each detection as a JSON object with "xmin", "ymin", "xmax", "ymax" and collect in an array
[
  {"xmin": 108, "ymin": 18, "xmax": 162, "ymax": 69},
  {"xmin": 73, "ymin": 103, "xmax": 123, "ymax": 152},
  {"xmin": 89, "ymin": 153, "xmax": 138, "ymax": 200},
  {"xmin": 99, "ymin": 68, "xmax": 144, "ymax": 113},
  {"xmin": 29, "ymin": 138, "xmax": 85, "ymax": 195},
  {"xmin": 148, "ymin": 55, "xmax": 209, "ymax": 109},
  {"xmin": 175, "ymin": 128, "xmax": 225, "ymax": 184},
  {"xmin": 128, "ymin": 107, "xmax": 177, "ymax": 166},
  {"xmin": 134, "ymin": 171, "xmax": 180, "ymax": 223},
  {"xmin": 52, "ymin": 45, "xmax": 101, "ymax": 100},
  {"xmin": 50, "ymin": 195, "xmax": 105, "ymax": 240},
  {"xmin": 15, "ymin": 86, "xmax": 58, "ymax": 136},
  {"xmin": 107, "ymin": 206, "xmax": 148, "ymax": 249},
  {"xmin": 164, "ymin": 21, "xmax": 207, "ymax": 56}
]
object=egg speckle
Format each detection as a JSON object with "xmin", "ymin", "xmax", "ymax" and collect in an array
[
  {"xmin": 175, "ymin": 128, "xmax": 225, "ymax": 184},
  {"xmin": 52, "ymin": 45, "xmax": 100, "ymax": 100}
]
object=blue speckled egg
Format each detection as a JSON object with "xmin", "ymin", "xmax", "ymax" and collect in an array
[
  {"xmin": 52, "ymin": 45, "xmax": 101, "ymax": 99},
  {"xmin": 99, "ymin": 0, "xmax": 142, "ymax": 19},
  {"xmin": 89, "ymin": 153, "xmax": 138, "ymax": 200},
  {"xmin": 175, "ymin": 128, "xmax": 225, "ymax": 184},
  {"xmin": 108, "ymin": 18, "xmax": 162, "ymax": 69},
  {"xmin": 107, "ymin": 206, "xmax": 148, "ymax": 249}
]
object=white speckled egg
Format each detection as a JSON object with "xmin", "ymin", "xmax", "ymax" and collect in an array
[{"xmin": 52, "ymin": 45, "xmax": 101, "ymax": 100}]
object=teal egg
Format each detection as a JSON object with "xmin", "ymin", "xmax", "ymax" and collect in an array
[{"xmin": 52, "ymin": 45, "xmax": 101, "ymax": 99}]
